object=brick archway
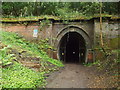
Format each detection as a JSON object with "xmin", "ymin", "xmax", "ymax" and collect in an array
[{"xmin": 56, "ymin": 25, "xmax": 92, "ymax": 63}]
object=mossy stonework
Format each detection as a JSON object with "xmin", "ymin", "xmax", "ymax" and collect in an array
[{"xmin": 1, "ymin": 17, "xmax": 120, "ymax": 63}]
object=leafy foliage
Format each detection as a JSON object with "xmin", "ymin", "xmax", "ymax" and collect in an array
[
  {"xmin": 0, "ymin": 31, "xmax": 63, "ymax": 67},
  {"xmin": 2, "ymin": 62, "xmax": 45, "ymax": 88},
  {"xmin": 0, "ymin": 46, "xmax": 14, "ymax": 66},
  {"xmin": 0, "ymin": 31, "xmax": 64, "ymax": 88},
  {"xmin": 39, "ymin": 20, "xmax": 51, "ymax": 31},
  {"xmin": 83, "ymin": 60, "xmax": 100, "ymax": 67},
  {"xmin": 0, "ymin": 44, "xmax": 46, "ymax": 88},
  {"xmin": 2, "ymin": 2, "xmax": 119, "ymax": 17}
]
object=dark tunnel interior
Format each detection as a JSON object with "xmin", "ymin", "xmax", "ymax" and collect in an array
[{"xmin": 59, "ymin": 32, "xmax": 86, "ymax": 63}]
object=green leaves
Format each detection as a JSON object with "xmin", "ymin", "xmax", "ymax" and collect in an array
[
  {"xmin": 1, "ymin": 31, "xmax": 64, "ymax": 88},
  {"xmin": 47, "ymin": 59, "xmax": 64, "ymax": 67},
  {"xmin": 0, "ymin": 45, "xmax": 14, "ymax": 67},
  {"xmin": 2, "ymin": 2, "xmax": 119, "ymax": 18},
  {"xmin": 2, "ymin": 62, "xmax": 45, "ymax": 88},
  {"xmin": 39, "ymin": 20, "xmax": 51, "ymax": 31},
  {"xmin": 83, "ymin": 60, "xmax": 100, "ymax": 67}
]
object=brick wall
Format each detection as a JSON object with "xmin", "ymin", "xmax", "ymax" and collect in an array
[{"xmin": 2, "ymin": 23, "xmax": 40, "ymax": 40}]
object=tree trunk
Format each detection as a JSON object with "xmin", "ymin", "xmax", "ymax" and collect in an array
[{"xmin": 100, "ymin": 2, "xmax": 104, "ymax": 47}]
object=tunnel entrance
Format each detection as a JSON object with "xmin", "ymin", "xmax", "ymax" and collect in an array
[{"xmin": 59, "ymin": 32, "xmax": 86, "ymax": 63}]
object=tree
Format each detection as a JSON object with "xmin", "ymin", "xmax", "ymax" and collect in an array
[{"xmin": 2, "ymin": 2, "xmax": 119, "ymax": 17}]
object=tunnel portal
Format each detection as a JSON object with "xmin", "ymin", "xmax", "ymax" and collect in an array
[{"xmin": 59, "ymin": 32, "xmax": 86, "ymax": 63}]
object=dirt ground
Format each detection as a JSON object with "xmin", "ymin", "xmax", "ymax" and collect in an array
[
  {"xmin": 46, "ymin": 63, "xmax": 118, "ymax": 88},
  {"xmin": 46, "ymin": 63, "xmax": 96, "ymax": 88}
]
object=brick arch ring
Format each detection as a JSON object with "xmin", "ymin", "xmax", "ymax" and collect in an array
[{"xmin": 55, "ymin": 25, "xmax": 92, "ymax": 62}]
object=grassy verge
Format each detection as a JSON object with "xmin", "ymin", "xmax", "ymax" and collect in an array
[{"xmin": 0, "ymin": 31, "xmax": 64, "ymax": 88}]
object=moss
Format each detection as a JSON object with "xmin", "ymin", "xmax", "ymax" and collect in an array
[
  {"xmin": 111, "ymin": 16, "xmax": 120, "ymax": 20},
  {"xmin": 1, "ymin": 17, "xmax": 38, "ymax": 22},
  {"xmin": 0, "ymin": 15, "xmax": 90, "ymax": 22},
  {"xmin": 0, "ymin": 15, "xmax": 61, "ymax": 22},
  {"xmin": 93, "ymin": 14, "xmax": 112, "ymax": 18},
  {"xmin": 109, "ymin": 37, "xmax": 119, "ymax": 49},
  {"xmin": 1, "ymin": 14, "xmax": 120, "ymax": 22}
]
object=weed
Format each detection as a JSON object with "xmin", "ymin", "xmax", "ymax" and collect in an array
[{"xmin": 0, "ymin": 31, "xmax": 64, "ymax": 88}]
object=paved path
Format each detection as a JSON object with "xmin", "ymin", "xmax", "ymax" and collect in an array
[{"xmin": 46, "ymin": 63, "xmax": 96, "ymax": 88}]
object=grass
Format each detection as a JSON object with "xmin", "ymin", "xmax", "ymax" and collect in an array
[
  {"xmin": 0, "ymin": 31, "xmax": 64, "ymax": 88},
  {"xmin": 0, "ymin": 31, "xmax": 63, "ymax": 67}
]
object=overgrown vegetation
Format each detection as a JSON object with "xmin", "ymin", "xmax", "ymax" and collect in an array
[
  {"xmin": 0, "ymin": 31, "xmax": 64, "ymax": 88},
  {"xmin": 2, "ymin": 2, "xmax": 119, "ymax": 18},
  {"xmin": 39, "ymin": 19, "xmax": 51, "ymax": 31},
  {"xmin": 2, "ymin": 62, "xmax": 45, "ymax": 88},
  {"xmin": 0, "ymin": 31, "xmax": 63, "ymax": 67},
  {"xmin": 1, "ymin": 2, "xmax": 119, "ymax": 88},
  {"xmin": 83, "ymin": 47, "xmax": 119, "ymax": 88}
]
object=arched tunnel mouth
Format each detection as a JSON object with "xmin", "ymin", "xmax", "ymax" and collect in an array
[{"xmin": 59, "ymin": 32, "xmax": 86, "ymax": 63}]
